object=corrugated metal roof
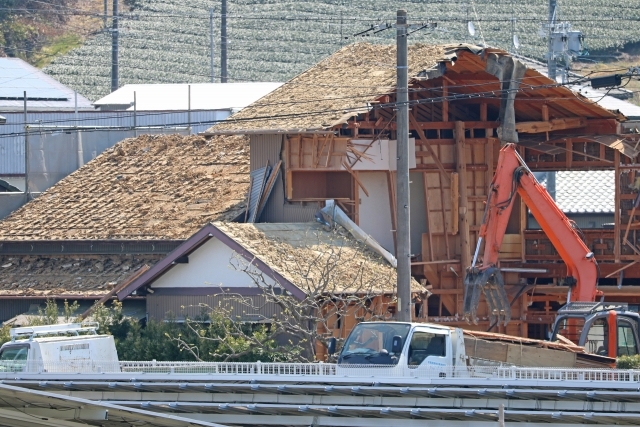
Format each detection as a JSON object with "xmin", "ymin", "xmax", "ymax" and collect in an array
[
  {"xmin": 535, "ymin": 171, "xmax": 615, "ymax": 214},
  {"xmin": 0, "ymin": 110, "xmax": 230, "ymax": 175},
  {"xmin": 0, "ymin": 58, "xmax": 93, "ymax": 111},
  {"xmin": 93, "ymin": 83, "xmax": 283, "ymax": 111}
]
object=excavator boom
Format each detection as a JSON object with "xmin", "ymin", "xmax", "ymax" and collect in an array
[{"xmin": 464, "ymin": 143, "xmax": 598, "ymax": 325}]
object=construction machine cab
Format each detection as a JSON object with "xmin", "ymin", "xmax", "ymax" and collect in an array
[{"xmin": 551, "ymin": 302, "xmax": 640, "ymax": 357}]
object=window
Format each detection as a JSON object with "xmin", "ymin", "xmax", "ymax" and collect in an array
[
  {"xmin": 408, "ymin": 331, "xmax": 446, "ymax": 367},
  {"xmin": 618, "ymin": 320, "xmax": 639, "ymax": 356},
  {"xmin": 585, "ymin": 319, "xmax": 608, "ymax": 356}
]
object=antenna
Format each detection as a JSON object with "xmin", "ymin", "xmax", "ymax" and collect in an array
[
  {"xmin": 468, "ymin": 21, "xmax": 476, "ymax": 37},
  {"xmin": 513, "ymin": 34, "xmax": 520, "ymax": 50}
]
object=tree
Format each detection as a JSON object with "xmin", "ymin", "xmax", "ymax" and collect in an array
[{"xmin": 173, "ymin": 225, "xmax": 405, "ymax": 362}]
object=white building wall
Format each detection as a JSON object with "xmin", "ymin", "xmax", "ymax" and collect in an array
[
  {"xmin": 151, "ymin": 238, "xmax": 276, "ymax": 289},
  {"xmin": 358, "ymin": 172, "xmax": 394, "ymax": 253}
]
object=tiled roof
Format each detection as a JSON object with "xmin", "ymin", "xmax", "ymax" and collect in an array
[
  {"xmin": 215, "ymin": 222, "xmax": 423, "ymax": 294},
  {"xmin": 0, "ymin": 254, "xmax": 161, "ymax": 296},
  {"xmin": 0, "ymin": 134, "xmax": 250, "ymax": 240},
  {"xmin": 535, "ymin": 171, "xmax": 615, "ymax": 214}
]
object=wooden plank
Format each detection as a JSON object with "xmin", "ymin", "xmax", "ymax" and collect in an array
[
  {"xmin": 286, "ymin": 170, "xmax": 293, "ymax": 199},
  {"xmin": 450, "ymin": 172, "xmax": 459, "ymax": 235},
  {"xmin": 410, "ymin": 113, "xmax": 451, "ymax": 183},
  {"xmin": 464, "ymin": 337, "xmax": 509, "ymax": 362},
  {"xmin": 422, "ymin": 172, "xmax": 434, "ymax": 261},
  {"xmin": 456, "ymin": 121, "xmax": 471, "ymax": 271},
  {"xmin": 516, "ymin": 117, "xmax": 588, "ymax": 134},
  {"xmin": 412, "ymin": 259, "xmax": 460, "ymax": 265},
  {"xmin": 325, "ymin": 134, "xmax": 334, "ymax": 168},
  {"xmin": 506, "ymin": 343, "xmax": 577, "ymax": 367},
  {"xmin": 438, "ymin": 174, "xmax": 451, "ymax": 260},
  {"xmin": 312, "ymin": 134, "xmax": 318, "ymax": 167},
  {"xmin": 353, "ymin": 171, "xmax": 360, "ymax": 225}
]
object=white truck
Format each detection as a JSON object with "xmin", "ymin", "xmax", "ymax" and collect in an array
[
  {"xmin": 0, "ymin": 323, "xmax": 119, "ymax": 373},
  {"xmin": 327, "ymin": 321, "xmax": 613, "ymax": 377}
]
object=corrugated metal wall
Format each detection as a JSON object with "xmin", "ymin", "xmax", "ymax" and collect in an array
[
  {"xmin": 0, "ymin": 299, "xmax": 46, "ymax": 323},
  {"xmin": 147, "ymin": 294, "xmax": 283, "ymax": 322},
  {"xmin": 250, "ymin": 135, "xmax": 318, "ymax": 223},
  {"xmin": 0, "ymin": 110, "xmax": 229, "ymax": 175}
]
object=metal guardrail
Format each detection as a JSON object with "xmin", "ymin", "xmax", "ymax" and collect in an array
[{"xmin": 1, "ymin": 360, "xmax": 640, "ymax": 382}]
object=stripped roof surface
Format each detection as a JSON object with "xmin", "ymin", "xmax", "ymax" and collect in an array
[
  {"xmin": 0, "ymin": 134, "xmax": 249, "ymax": 240},
  {"xmin": 215, "ymin": 222, "xmax": 422, "ymax": 294},
  {"xmin": 208, "ymin": 43, "xmax": 618, "ymax": 133},
  {"xmin": 0, "ymin": 254, "xmax": 161, "ymax": 296},
  {"xmin": 535, "ymin": 171, "xmax": 615, "ymax": 214},
  {"xmin": 209, "ymin": 43, "xmax": 449, "ymax": 132}
]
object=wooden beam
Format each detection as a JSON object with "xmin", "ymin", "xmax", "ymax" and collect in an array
[
  {"xmin": 342, "ymin": 160, "xmax": 369, "ymax": 197},
  {"xmin": 456, "ymin": 121, "xmax": 471, "ymax": 271},
  {"xmin": 422, "ymin": 172, "xmax": 434, "ymax": 262},
  {"xmin": 450, "ymin": 172, "xmax": 459, "ymax": 235},
  {"xmin": 412, "ymin": 259, "xmax": 460, "ymax": 265},
  {"xmin": 409, "ymin": 113, "xmax": 451, "ymax": 184},
  {"xmin": 515, "ymin": 117, "xmax": 587, "ymax": 134},
  {"xmin": 325, "ymin": 134, "xmax": 334, "ymax": 167},
  {"xmin": 348, "ymin": 120, "xmax": 501, "ymax": 130}
]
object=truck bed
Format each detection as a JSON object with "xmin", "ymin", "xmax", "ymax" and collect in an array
[{"xmin": 462, "ymin": 329, "xmax": 615, "ymax": 368}]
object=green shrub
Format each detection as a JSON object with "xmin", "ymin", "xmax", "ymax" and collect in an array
[{"xmin": 617, "ymin": 355, "xmax": 640, "ymax": 369}]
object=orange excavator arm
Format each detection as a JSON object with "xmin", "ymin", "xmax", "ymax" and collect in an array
[{"xmin": 464, "ymin": 143, "xmax": 599, "ymax": 325}]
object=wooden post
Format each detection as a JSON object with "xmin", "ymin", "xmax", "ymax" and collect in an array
[
  {"xmin": 615, "ymin": 150, "xmax": 621, "ymax": 263},
  {"xmin": 455, "ymin": 121, "xmax": 471, "ymax": 270},
  {"xmin": 442, "ymin": 79, "xmax": 449, "ymax": 122},
  {"xmin": 450, "ymin": 172, "xmax": 459, "ymax": 235},
  {"xmin": 422, "ymin": 172, "xmax": 434, "ymax": 261}
]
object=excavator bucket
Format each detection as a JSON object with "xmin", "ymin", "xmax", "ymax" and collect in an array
[{"xmin": 463, "ymin": 266, "xmax": 511, "ymax": 326}]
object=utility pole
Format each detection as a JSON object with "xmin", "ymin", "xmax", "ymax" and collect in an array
[
  {"xmin": 103, "ymin": 0, "xmax": 108, "ymax": 29},
  {"xmin": 111, "ymin": 0, "xmax": 119, "ymax": 92},
  {"xmin": 209, "ymin": 8, "xmax": 215, "ymax": 83},
  {"xmin": 220, "ymin": 0, "xmax": 228, "ymax": 83},
  {"xmin": 23, "ymin": 91, "xmax": 29, "ymax": 200},
  {"xmin": 395, "ymin": 9, "xmax": 411, "ymax": 322},
  {"xmin": 547, "ymin": 0, "xmax": 557, "ymax": 81}
]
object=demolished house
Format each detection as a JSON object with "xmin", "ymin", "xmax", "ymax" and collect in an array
[
  {"xmin": 205, "ymin": 42, "xmax": 640, "ymax": 338},
  {"xmin": 0, "ymin": 134, "xmax": 250, "ymax": 322}
]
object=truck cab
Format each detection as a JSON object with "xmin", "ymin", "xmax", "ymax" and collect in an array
[
  {"xmin": 328, "ymin": 322, "xmax": 467, "ymax": 377},
  {"xmin": 0, "ymin": 323, "xmax": 119, "ymax": 373}
]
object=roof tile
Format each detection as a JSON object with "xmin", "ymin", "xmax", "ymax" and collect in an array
[{"xmin": 0, "ymin": 134, "xmax": 250, "ymax": 240}]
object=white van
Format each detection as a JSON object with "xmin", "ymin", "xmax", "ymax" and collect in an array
[{"xmin": 0, "ymin": 323, "xmax": 119, "ymax": 373}]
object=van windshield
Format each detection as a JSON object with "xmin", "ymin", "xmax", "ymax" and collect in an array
[
  {"xmin": 0, "ymin": 345, "xmax": 29, "ymax": 372},
  {"xmin": 339, "ymin": 323, "xmax": 411, "ymax": 365}
]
